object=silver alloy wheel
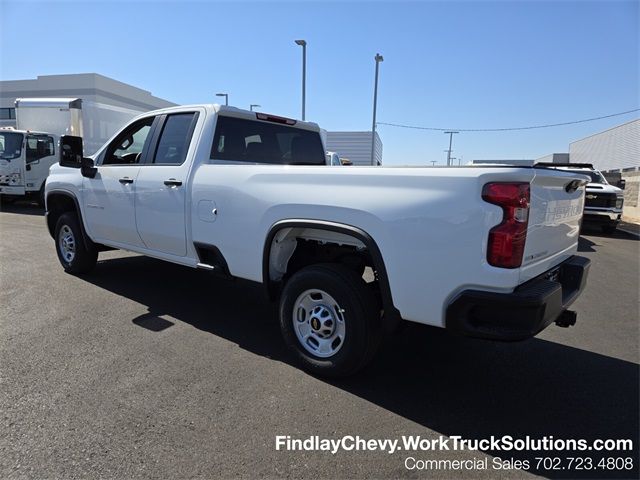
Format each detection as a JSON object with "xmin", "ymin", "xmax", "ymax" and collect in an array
[
  {"xmin": 293, "ymin": 289, "xmax": 346, "ymax": 358},
  {"xmin": 58, "ymin": 225, "xmax": 76, "ymax": 264}
]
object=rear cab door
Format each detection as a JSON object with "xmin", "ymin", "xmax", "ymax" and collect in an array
[{"xmin": 134, "ymin": 109, "xmax": 202, "ymax": 257}]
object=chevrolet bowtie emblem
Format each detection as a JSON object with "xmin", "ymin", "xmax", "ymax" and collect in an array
[{"xmin": 586, "ymin": 194, "xmax": 597, "ymax": 199}]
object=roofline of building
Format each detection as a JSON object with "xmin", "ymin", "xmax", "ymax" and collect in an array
[
  {"xmin": 0, "ymin": 73, "xmax": 176, "ymax": 110},
  {"xmin": 569, "ymin": 118, "xmax": 640, "ymax": 146}
]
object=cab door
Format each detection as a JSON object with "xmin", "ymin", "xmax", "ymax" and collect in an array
[
  {"xmin": 82, "ymin": 116, "xmax": 158, "ymax": 247},
  {"xmin": 134, "ymin": 111, "xmax": 200, "ymax": 257},
  {"xmin": 24, "ymin": 134, "xmax": 55, "ymax": 192}
]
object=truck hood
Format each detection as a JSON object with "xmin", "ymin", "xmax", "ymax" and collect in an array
[
  {"xmin": 0, "ymin": 161, "xmax": 21, "ymax": 174},
  {"xmin": 585, "ymin": 182, "xmax": 623, "ymax": 194}
]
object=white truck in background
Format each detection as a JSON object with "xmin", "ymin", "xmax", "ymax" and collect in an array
[
  {"xmin": 326, "ymin": 151, "xmax": 341, "ymax": 166},
  {"xmin": 0, "ymin": 98, "xmax": 141, "ymax": 205}
]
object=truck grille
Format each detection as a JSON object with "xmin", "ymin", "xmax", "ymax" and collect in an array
[{"xmin": 585, "ymin": 191, "xmax": 617, "ymax": 208}]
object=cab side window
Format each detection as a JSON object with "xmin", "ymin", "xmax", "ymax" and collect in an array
[
  {"xmin": 25, "ymin": 135, "xmax": 54, "ymax": 163},
  {"xmin": 103, "ymin": 117, "xmax": 154, "ymax": 166},
  {"xmin": 152, "ymin": 113, "xmax": 198, "ymax": 165}
]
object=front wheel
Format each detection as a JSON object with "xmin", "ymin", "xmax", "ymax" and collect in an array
[
  {"xmin": 54, "ymin": 212, "xmax": 98, "ymax": 274},
  {"xmin": 37, "ymin": 183, "xmax": 45, "ymax": 208},
  {"xmin": 279, "ymin": 264, "xmax": 381, "ymax": 377}
]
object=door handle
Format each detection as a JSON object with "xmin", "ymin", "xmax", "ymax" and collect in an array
[
  {"xmin": 119, "ymin": 177, "xmax": 134, "ymax": 184},
  {"xmin": 164, "ymin": 179, "xmax": 182, "ymax": 187}
]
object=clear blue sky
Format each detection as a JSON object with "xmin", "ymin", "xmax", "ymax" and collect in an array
[{"xmin": 1, "ymin": 0, "xmax": 638, "ymax": 165}]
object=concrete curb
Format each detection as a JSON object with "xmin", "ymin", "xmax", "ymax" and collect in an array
[
  {"xmin": 618, "ymin": 220, "xmax": 640, "ymax": 238},
  {"xmin": 618, "ymin": 226, "xmax": 640, "ymax": 238}
]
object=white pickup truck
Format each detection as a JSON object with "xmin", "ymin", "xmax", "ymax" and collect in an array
[{"xmin": 45, "ymin": 104, "xmax": 591, "ymax": 376}]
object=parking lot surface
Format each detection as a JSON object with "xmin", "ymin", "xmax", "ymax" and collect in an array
[{"xmin": 1, "ymin": 204, "xmax": 638, "ymax": 479}]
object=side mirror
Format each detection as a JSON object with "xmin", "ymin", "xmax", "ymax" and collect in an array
[
  {"xmin": 59, "ymin": 135, "xmax": 83, "ymax": 168},
  {"xmin": 81, "ymin": 157, "xmax": 97, "ymax": 179},
  {"xmin": 617, "ymin": 179, "xmax": 626, "ymax": 190}
]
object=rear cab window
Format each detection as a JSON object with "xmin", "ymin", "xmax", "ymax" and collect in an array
[
  {"xmin": 152, "ymin": 112, "xmax": 199, "ymax": 165},
  {"xmin": 211, "ymin": 116, "xmax": 325, "ymax": 165}
]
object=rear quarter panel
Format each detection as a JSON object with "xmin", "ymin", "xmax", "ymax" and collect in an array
[{"xmin": 191, "ymin": 165, "xmax": 539, "ymax": 327}]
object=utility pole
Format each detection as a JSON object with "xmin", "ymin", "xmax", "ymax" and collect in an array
[
  {"xmin": 444, "ymin": 131, "xmax": 459, "ymax": 166},
  {"xmin": 371, "ymin": 53, "xmax": 384, "ymax": 165}
]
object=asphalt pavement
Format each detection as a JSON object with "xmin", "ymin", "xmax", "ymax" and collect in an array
[{"xmin": 1, "ymin": 203, "xmax": 638, "ymax": 479}]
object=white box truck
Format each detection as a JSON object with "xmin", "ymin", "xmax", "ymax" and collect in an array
[{"xmin": 0, "ymin": 98, "xmax": 141, "ymax": 205}]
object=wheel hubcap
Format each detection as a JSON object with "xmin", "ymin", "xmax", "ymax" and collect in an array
[
  {"xmin": 58, "ymin": 225, "xmax": 76, "ymax": 263},
  {"xmin": 293, "ymin": 289, "xmax": 345, "ymax": 358}
]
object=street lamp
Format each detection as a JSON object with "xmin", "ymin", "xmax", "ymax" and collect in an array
[
  {"xmin": 371, "ymin": 53, "xmax": 384, "ymax": 165},
  {"xmin": 216, "ymin": 93, "xmax": 229, "ymax": 106},
  {"xmin": 250, "ymin": 104, "xmax": 261, "ymax": 112},
  {"xmin": 294, "ymin": 39, "xmax": 307, "ymax": 120}
]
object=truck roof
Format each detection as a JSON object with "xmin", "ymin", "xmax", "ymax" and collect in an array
[
  {"xmin": 0, "ymin": 127, "xmax": 52, "ymax": 135},
  {"xmin": 15, "ymin": 98, "xmax": 82, "ymax": 109},
  {"xmin": 139, "ymin": 104, "xmax": 322, "ymax": 133}
]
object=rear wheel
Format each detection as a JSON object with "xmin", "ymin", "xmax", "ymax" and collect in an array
[
  {"xmin": 54, "ymin": 212, "xmax": 98, "ymax": 273},
  {"xmin": 279, "ymin": 264, "xmax": 381, "ymax": 377}
]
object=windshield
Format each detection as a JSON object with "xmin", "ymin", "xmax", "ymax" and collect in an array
[
  {"xmin": 0, "ymin": 132, "xmax": 24, "ymax": 161},
  {"xmin": 558, "ymin": 169, "xmax": 607, "ymax": 184}
]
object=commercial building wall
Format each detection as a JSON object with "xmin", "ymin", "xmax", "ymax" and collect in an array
[
  {"xmin": 471, "ymin": 159, "xmax": 535, "ymax": 166},
  {"xmin": 325, "ymin": 131, "xmax": 383, "ymax": 166},
  {"xmin": 569, "ymin": 119, "xmax": 640, "ymax": 172},
  {"xmin": 535, "ymin": 153, "xmax": 570, "ymax": 164},
  {"xmin": 0, "ymin": 73, "xmax": 176, "ymax": 128},
  {"xmin": 620, "ymin": 171, "xmax": 640, "ymax": 221}
]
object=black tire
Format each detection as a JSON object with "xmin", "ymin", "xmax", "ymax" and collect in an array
[
  {"xmin": 54, "ymin": 212, "xmax": 98, "ymax": 274},
  {"xmin": 601, "ymin": 224, "xmax": 617, "ymax": 235},
  {"xmin": 279, "ymin": 263, "xmax": 382, "ymax": 377},
  {"xmin": 37, "ymin": 183, "xmax": 45, "ymax": 208},
  {"xmin": 0, "ymin": 195, "xmax": 16, "ymax": 206}
]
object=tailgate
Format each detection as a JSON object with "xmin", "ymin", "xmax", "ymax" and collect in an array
[{"xmin": 519, "ymin": 169, "xmax": 587, "ymax": 283}]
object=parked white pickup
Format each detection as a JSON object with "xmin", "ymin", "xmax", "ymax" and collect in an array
[{"xmin": 45, "ymin": 104, "xmax": 591, "ymax": 376}]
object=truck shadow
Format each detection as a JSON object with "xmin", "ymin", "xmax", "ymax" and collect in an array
[
  {"xmin": 83, "ymin": 255, "xmax": 639, "ymax": 479},
  {"xmin": 0, "ymin": 201, "xmax": 45, "ymax": 216},
  {"xmin": 580, "ymin": 226, "xmax": 639, "ymax": 241}
]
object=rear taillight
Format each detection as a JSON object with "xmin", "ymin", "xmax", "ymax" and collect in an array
[{"xmin": 482, "ymin": 182, "xmax": 530, "ymax": 268}]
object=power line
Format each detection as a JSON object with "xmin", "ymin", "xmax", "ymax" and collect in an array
[{"xmin": 377, "ymin": 108, "xmax": 640, "ymax": 132}]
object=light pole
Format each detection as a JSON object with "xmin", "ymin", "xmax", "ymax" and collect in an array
[
  {"xmin": 444, "ymin": 131, "xmax": 459, "ymax": 166},
  {"xmin": 216, "ymin": 93, "xmax": 229, "ymax": 106},
  {"xmin": 250, "ymin": 104, "xmax": 261, "ymax": 112},
  {"xmin": 431, "ymin": 160, "xmax": 437, "ymax": 166},
  {"xmin": 294, "ymin": 39, "xmax": 307, "ymax": 120},
  {"xmin": 371, "ymin": 53, "xmax": 383, "ymax": 165}
]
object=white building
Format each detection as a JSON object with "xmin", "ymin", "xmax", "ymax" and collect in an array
[
  {"xmin": 471, "ymin": 159, "xmax": 535, "ymax": 166},
  {"xmin": 325, "ymin": 131, "xmax": 383, "ymax": 166},
  {"xmin": 569, "ymin": 119, "xmax": 639, "ymax": 172},
  {"xmin": 535, "ymin": 153, "xmax": 570, "ymax": 164},
  {"xmin": 0, "ymin": 73, "xmax": 176, "ymax": 129}
]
